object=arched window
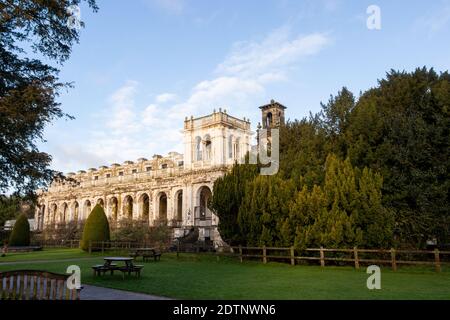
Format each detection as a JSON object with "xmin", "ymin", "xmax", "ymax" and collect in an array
[
  {"xmin": 204, "ymin": 135, "xmax": 211, "ymax": 160},
  {"xmin": 109, "ymin": 197, "xmax": 118, "ymax": 222},
  {"xmin": 266, "ymin": 112, "xmax": 273, "ymax": 128},
  {"xmin": 195, "ymin": 136, "xmax": 202, "ymax": 161},
  {"xmin": 123, "ymin": 195, "xmax": 133, "ymax": 219},
  {"xmin": 72, "ymin": 201, "xmax": 79, "ymax": 222},
  {"xmin": 176, "ymin": 190, "xmax": 183, "ymax": 221},
  {"xmin": 139, "ymin": 194, "xmax": 150, "ymax": 222},
  {"xmin": 235, "ymin": 138, "xmax": 240, "ymax": 161},
  {"xmin": 158, "ymin": 193, "xmax": 168, "ymax": 223},
  {"xmin": 228, "ymin": 135, "xmax": 233, "ymax": 159}
]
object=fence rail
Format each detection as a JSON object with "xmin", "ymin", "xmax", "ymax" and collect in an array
[
  {"xmin": 30, "ymin": 239, "xmax": 450, "ymax": 272},
  {"xmin": 214, "ymin": 246, "xmax": 450, "ymax": 272}
]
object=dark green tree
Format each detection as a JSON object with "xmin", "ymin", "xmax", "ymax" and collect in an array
[
  {"xmin": 9, "ymin": 213, "xmax": 30, "ymax": 246},
  {"xmin": 238, "ymin": 175, "xmax": 296, "ymax": 246},
  {"xmin": 0, "ymin": 0, "xmax": 98, "ymax": 195},
  {"xmin": 80, "ymin": 204, "xmax": 110, "ymax": 251},
  {"xmin": 210, "ymin": 163, "xmax": 258, "ymax": 245},
  {"xmin": 347, "ymin": 68, "xmax": 450, "ymax": 247}
]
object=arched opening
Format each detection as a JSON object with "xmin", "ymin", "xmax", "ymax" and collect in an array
[
  {"xmin": 234, "ymin": 137, "xmax": 240, "ymax": 161},
  {"xmin": 266, "ymin": 112, "xmax": 273, "ymax": 128},
  {"xmin": 175, "ymin": 190, "xmax": 183, "ymax": 222},
  {"xmin": 228, "ymin": 135, "xmax": 233, "ymax": 159},
  {"xmin": 139, "ymin": 193, "xmax": 150, "ymax": 221},
  {"xmin": 204, "ymin": 134, "xmax": 211, "ymax": 160},
  {"xmin": 50, "ymin": 203, "xmax": 57, "ymax": 224},
  {"xmin": 72, "ymin": 201, "xmax": 79, "ymax": 222},
  {"xmin": 97, "ymin": 198, "xmax": 104, "ymax": 208},
  {"xmin": 83, "ymin": 200, "xmax": 91, "ymax": 220},
  {"xmin": 158, "ymin": 193, "xmax": 167, "ymax": 222},
  {"xmin": 123, "ymin": 195, "xmax": 133, "ymax": 220},
  {"xmin": 196, "ymin": 186, "xmax": 212, "ymax": 221},
  {"xmin": 109, "ymin": 197, "xmax": 118, "ymax": 222},
  {"xmin": 61, "ymin": 203, "xmax": 68, "ymax": 223},
  {"xmin": 195, "ymin": 136, "xmax": 202, "ymax": 161}
]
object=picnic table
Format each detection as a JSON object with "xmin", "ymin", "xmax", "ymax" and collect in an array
[
  {"xmin": 129, "ymin": 248, "xmax": 161, "ymax": 262},
  {"xmin": 92, "ymin": 257, "xmax": 143, "ymax": 278}
]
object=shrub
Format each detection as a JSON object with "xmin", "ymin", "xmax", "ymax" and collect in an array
[
  {"xmin": 9, "ymin": 213, "xmax": 30, "ymax": 246},
  {"xmin": 80, "ymin": 204, "xmax": 110, "ymax": 251},
  {"xmin": 111, "ymin": 219, "xmax": 172, "ymax": 249}
]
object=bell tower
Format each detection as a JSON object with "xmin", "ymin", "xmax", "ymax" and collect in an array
[
  {"xmin": 257, "ymin": 99, "xmax": 286, "ymax": 146},
  {"xmin": 259, "ymin": 99, "xmax": 286, "ymax": 129}
]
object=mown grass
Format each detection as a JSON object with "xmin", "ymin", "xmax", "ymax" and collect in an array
[{"xmin": 1, "ymin": 249, "xmax": 449, "ymax": 300}]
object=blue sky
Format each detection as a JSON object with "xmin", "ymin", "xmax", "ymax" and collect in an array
[{"xmin": 38, "ymin": 0, "xmax": 450, "ymax": 173}]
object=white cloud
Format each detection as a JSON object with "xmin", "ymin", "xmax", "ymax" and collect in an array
[
  {"xmin": 155, "ymin": 93, "xmax": 177, "ymax": 104},
  {"xmin": 216, "ymin": 27, "xmax": 330, "ymax": 79},
  {"xmin": 52, "ymin": 26, "xmax": 331, "ymax": 172}
]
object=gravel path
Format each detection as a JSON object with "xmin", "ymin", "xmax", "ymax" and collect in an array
[{"xmin": 80, "ymin": 284, "xmax": 171, "ymax": 300}]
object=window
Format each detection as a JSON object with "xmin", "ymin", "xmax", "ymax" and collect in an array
[
  {"xmin": 161, "ymin": 163, "xmax": 168, "ymax": 169},
  {"xmin": 228, "ymin": 135, "xmax": 233, "ymax": 159},
  {"xmin": 106, "ymin": 173, "xmax": 111, "ymax": 178},
  {"xmin": 178, "ymin": 161, "xmax": 184, "ymax": 167},
  {"xmin": 146, "ymin": 166, "xmax": 152, "ymax": 172},
  {"xmin": 195, "ymin": 136, "xmax": 202, "ymax": 161},
  {"xmin": 118, "ymin": 171, "xmax": 124, "ymax": 176},
  {"xmin": 204, "ymin": 135, "xmax": 211, "ymax": 160},
  {"xmin": 132, "ymin": 169, "xmax": 137, "ymax": 174},
  {"xmin": 266, "ymin": 112, "xmax": 273, "ymax": 128},
  {"xmin": 94, "ymin": 176, "xmax": 99, "ymax": 180},
  {"xmin": 235, "ymin": 138, "xmax": 240, "ymax": 160}
]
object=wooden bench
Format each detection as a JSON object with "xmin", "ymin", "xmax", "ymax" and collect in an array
[
  {"xmin": 143, "ymin": 250, "xmax": 161, "ymax": 262},
  {"xmin": 129, "ymin": 249, "xmax": 162, "ymax": 262},
  {"xmin": 119, "ymin": 265, "xmax": 144, "ymax": 277},
  {"xmin": 92, "ymin": 264, "xmax": 117, "ymax": 276},
  {"xmin": 0, "ymin": 270, "xmax": 82, "ymax": 300}
]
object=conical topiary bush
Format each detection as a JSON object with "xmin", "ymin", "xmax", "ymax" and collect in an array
[
  {"xmin": 9, "ymin": 213, "xmax": 30, "ymax": 246},
  {"xmin": 80, "ymin": 204, "xmax": 110, "ymax": 251}
]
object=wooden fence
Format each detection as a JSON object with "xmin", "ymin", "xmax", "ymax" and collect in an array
[
  {"xmin": 31, "ymin": 239, "xmax": 450, "ymax": 272},
  {"xmin": 211, "ymin": 246, "xmax": 450, "ymax": 272},
  {"xmin": 87, "ymin": 241, "xmax": 169, "ymax": 254},
  {"xmin": 31, "ymin": 239, "xmax": 80, "ymax": 248}
]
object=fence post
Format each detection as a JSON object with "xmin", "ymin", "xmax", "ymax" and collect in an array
[
  {"xmin": 88, "ymin": 240, "xmax": 92, "ymax": 254},
  {"xmin": 354, "ymin": 246, "xmax": 360, "ymax": 269},
  {"xmin": 320, "ymin": 246, "xmax": 325, "ymax": 267},
  {"xmin": 263, "ymin": 246, "xmax": 267, "ymax": 264},
  {"xmin": 290, "ymin": 246, "xmax": 295, "ymax": 266},
  {"xmin": 390, "ymin": 248, "xmax": 397, "ymax": 271},
  {"xmin": 434, "ymin": 249, "xmax": 441, "ymax": 273},
  {"xmin": 239, "ymin": 245, "xmax": 243, "ymax": 263}
]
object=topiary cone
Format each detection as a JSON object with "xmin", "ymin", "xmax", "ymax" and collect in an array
[
  {"xmin": 9, "ymin": 213, "xmax": 30, "ymax": 246},
  {"xmin": 80, "ymin": 204, "xmax": 110, "ymax": 251}
]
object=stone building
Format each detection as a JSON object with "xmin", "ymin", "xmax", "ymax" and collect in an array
[{"xmin": 35, "ymin": 101, "xmax": 286, "ymax": 245}]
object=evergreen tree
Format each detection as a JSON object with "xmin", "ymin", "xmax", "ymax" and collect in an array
[
  {"xmin": 210, "ymin": 162, "xmax": 258, "ymax": 245},
  {"xmin": 80, "ymin": 204, "xmax": 110, "ymax": 251},
  {"xmin": 347, "ymin": 68, "xmax": 450, "ymax": 247},
  {"xmin": 9, "ymin": 213, "xmax": 30, "ymax": 246}
]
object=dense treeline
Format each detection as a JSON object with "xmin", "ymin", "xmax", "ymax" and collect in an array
[{"xmin": 211, "ymin": 68, "xmax": 450, "ymax": 249}]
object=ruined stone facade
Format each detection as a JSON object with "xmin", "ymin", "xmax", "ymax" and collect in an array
[
  {"xmin": 35, "ymin": 101, "xmax": 286, "ymax": 244},
  {"xmin": 35, "ymin": 108, "xmax": 253, "ymax": 245}
]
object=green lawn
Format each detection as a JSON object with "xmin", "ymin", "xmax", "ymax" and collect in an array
[{"xmin": 1, "ymin": 248, "xmax": 449, "ymax": 300}]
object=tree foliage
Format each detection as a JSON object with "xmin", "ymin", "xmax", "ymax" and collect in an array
[
  {"xmin": 0, "ymin": 0, "xmax": 98, "ymax": 195},
  {"xmin": 80, "ymin": 204, "xmax": 110, "ymax": 251},
  {"xmin": 213, "ymin": 67, "xmax": 449, "ymax": 249},
  {"xmin": 9, "ymin": 213, "xmax": 30, "ymax": 246},
  {"xmin": 210, "ymin": 163, "xmax": 258, "ymax": 245}
]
